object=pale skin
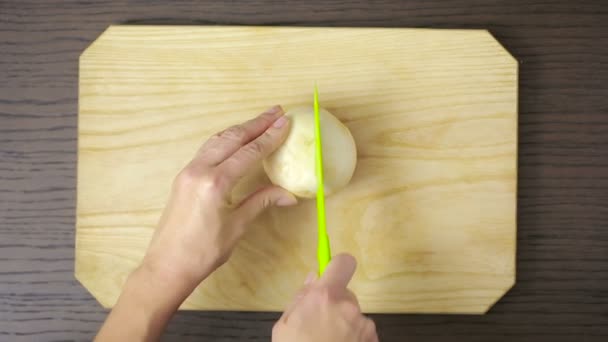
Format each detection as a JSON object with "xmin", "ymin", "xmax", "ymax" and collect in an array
[{"xmin": 95, "ymin": 105, "xmax": 378, "ymax": 342}]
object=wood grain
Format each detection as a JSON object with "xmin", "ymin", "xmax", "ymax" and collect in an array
[
  {"xmin": 75, "ymin": 25, "xmax": 517, "ymax": 314},
  {"xmin": 1, "ymin": 0, "xmax": 607, "ymax": 340}
]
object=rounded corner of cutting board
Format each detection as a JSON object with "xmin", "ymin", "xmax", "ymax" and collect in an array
[
  {"xmin": 74, "ymin": 267, "xmax": 115, "ymax": 309},
  {"xmin": 478, "ymin": 275, "xmax": 517, "ymax": 314}
]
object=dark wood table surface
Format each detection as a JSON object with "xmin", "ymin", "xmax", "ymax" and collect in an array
[{"xmin": 1, "ymin": 0, "xmax": 607, "ymax": 341}]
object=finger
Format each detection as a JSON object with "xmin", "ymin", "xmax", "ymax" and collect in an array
[
  {"xmin": 303, "ymin": 272, "xmax": 316, "ymax": 286},
  {"xmin": 280, "ymin": 272, "xmax": 317, "ymax": 322},
  {"xmin": 219, "ymin": 114, "xmax": 290, "ymax": 187},
  {"xmin": 318, "ymin": 253, "xmax": 357, "ymax": 290},
  {"xmin": 342, "ymin": 288, "xmax": 361, "ymax": 311},
  {"xmin": 363, "ymin": 318, "xmax": 378, "ymax": 342},
  {"xmin": 234, "ymin": 186, "xmax": 297, "ymax": 226},
  {"xmin": 196, "ymin": 105, "xmax": 284, "ymax": 165},
  {"xmin": 339, "ymin": 300, "xmax": 362, "ymax": 322}
]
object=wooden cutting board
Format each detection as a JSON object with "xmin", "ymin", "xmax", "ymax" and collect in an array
[{"xmin": 76, "ymin": 25, "xmax": 517, "ymax": 314}]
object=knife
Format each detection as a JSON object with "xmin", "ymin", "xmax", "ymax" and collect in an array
[{"xmin": 314, "ymin": 85, "xmax": 332, "ymax": 275}]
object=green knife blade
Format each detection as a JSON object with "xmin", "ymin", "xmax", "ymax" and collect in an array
[{"xmin": 314, "ymin": 85, "xmax": 331, "ymax": 275}]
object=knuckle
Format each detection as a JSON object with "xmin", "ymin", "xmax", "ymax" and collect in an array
[
  {"xmin": 201, "ymin": 135, "xmax": 222, "ymax": 152},
  {"xmin": 198, "ymin": 173, "xmax": 225, "ymax": 193},
  {"xmin": 341, "ymin": 301, "xmax": 360, "ymax": 320},
  {"xmin": 221, "ymin": 125, "xmax": 247, "ymax": 142},
  {"xmin": 272, "ymin": 322, "xmax": 283, "ymax": 337},
  {"xmin": 175, "ymin": 167, "xmax": 225, "ymax": 195},
  {"xmin": 174, "ymin": 166, "xmax": 200, "ymax": 188},
  {"xmin": 347, "ymin": 301, "xmax": 360, "ymax": 314},
  {"xmin": 364, "ymin": 318, "xmax": 378, "ymax": 340},
  {"xmin": 366, "ymin": 318, "xmax": 376, "ymax": 331},
  {"xmin": 244, "ymin": 139, "xmax": 266, "ymax": 156},
  {"xmin": 206, "ymin": 133, "xmax": 222, "ymax": 144},
  {"xmin": 293, "ymin": 288, "xmax": 308, "ymax": 301},
  {"xmin": 311, "ymin": 286, "xmax": 332, "ymax": 304},
  {"xmin": 261, "ymin": 195, "xmax": 274, "ymax": 209}
]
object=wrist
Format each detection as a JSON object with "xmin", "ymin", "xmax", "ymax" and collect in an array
[
  {"xmin": 101, "ymin": 265, "xmax": 187, "ymax": 341},
  {"xmin": 138, "ymin": 250, "xmax": 218, "ymax": 297},
  {"xmin": 133, "ymin": 258, "xmax": 195, "ymax": 302}
]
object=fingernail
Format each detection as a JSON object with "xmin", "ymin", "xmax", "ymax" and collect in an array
[
  {"xmin": 304, "ymin": 272, "xmax": 316, "ymax": 285},
  {"xmin": 266, "ymin": 105, "xmax": 283, "ymax": 115},
  {"xmin": 272, "ymin": 115, "xmax": 288, "ymax": 128},
  {"xmin": 276, "ymin": 194, "xmax": 297, "ymax": 206}
]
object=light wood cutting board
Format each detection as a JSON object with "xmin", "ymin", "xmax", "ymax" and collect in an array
[{"xmin": 76, "ymin": 25, "xmax": 517, "ymax": 314}]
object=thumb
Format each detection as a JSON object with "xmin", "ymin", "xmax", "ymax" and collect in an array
[
  {"xmin": 318, "ymin": 253, "xmax": 357, "ymax": 290},
  {"xmin": 235, "ymin": 186, "xmax": 298, "ymax": 225}
]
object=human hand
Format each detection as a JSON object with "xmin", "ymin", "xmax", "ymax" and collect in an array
[
  {"xmin": 140, "ymin": 105, "xmax": 297, "ymax": 295},
  {"xmin": 272, "ymin": 254, "xmax": 378, "ymax": 342}
]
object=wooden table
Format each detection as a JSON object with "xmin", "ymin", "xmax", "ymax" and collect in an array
[{"xmin": 1, "ymin": 1, "xmax": 607, "ymax": 341}]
